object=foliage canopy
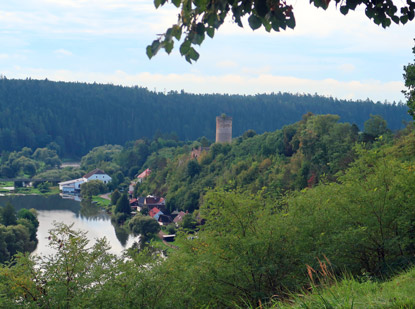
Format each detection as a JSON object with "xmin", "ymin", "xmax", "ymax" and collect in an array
[
  {"xmin": 404, "ymin": 40, "xmax": 415, "ymax": 119},
  {"xmin": 147, "ymin": 0, "xmax": 415, "ymax": 62}
]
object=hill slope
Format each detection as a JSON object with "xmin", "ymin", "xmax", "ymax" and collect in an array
[{"xmin": 0, "ymin": 78, "xmax": 410, "ymax": 157}]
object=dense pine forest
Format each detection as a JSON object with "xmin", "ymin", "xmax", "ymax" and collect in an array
[{"xmin": 0, "ymin": 77, "xmax": 410, "ymax": 158}]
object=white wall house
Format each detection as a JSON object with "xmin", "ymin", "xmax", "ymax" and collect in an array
[
  {"xmin": 58, "ymin": 169, "xmax": 112, "ymax": 193},
  {"xmin": 83, "ymin": 169, "xmax": 112, "ymax": 184},
  {"xmin": 59, "ymin": 178, "xmax": 85, "ymax": 193}
]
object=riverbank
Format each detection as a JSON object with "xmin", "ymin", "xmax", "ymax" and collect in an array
[
  {"xmin": 0, "ymin": 181, "xmax": 60, "ymax": 196},
  {"xmin": 0, "ymin": 186, "xmax": 60, "ymax": 196}
]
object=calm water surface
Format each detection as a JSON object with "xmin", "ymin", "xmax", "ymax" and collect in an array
[{"xmin": 0, "ymin": 195, "xmax": 138, "ymax": 256}]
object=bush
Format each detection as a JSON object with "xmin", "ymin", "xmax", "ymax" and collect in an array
[
  {"xmin": 129, "ymin": 215, "xmax": 160, "ymax": 239},
  {"xmin": 111, "ymin": 212, "xmax": 129, "ymax": 225}
]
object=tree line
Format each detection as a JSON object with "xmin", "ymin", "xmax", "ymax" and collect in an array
[
  {"xmin": 0, "ymin": 78, "xmax": 410, "ymax": 158},
  {"xmin": 0, "ymin": 203, "xmax": 39, "ymax": 263}
]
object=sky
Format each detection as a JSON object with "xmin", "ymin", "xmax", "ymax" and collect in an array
[{"xmin": 1, "ymin": 0, "xmax": 415, "ymax": 102}]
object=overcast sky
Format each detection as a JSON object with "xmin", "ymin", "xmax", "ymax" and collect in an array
[{"xmin": 1, "ymin": 0, "xmax": 415, "ymax": 102}]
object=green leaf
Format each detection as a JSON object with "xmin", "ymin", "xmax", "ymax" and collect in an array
[
  {"xmin": 146, "ymin": 46, "xmax": 153, "ymax": 59},
  {"xmin": 400, "ymin": 15, "xmax": 409, "ymax": 24},
  {"xmin": 180, "ymin": 40, "xmax": 191, "ymax": 55},
  {"xmin": 172, "ymin": 0, "xmax": 181, "ymax": 8},
  {"xmin": 266, "ymin": 23, "xmax": 273, "ymax": 32},
  {"xmin": 194, "ymin": 0, "xmax": 207, "ymax": 10},
  {"xmin": 196, "ymin": 23, "xmax": 205, "ymax": 35},
  {"xmin": 340, "ymin": 6, "xmax": 349, "ymax": 15},
  {"xmin": 248, "ymin": 15, "xmax": 262, "ymax": 30},
  {"xmin": 286, "ymin": 13, "xmax": 296, "ymax": 29},
  {"xmin": 381, "ymin": 18, "xmax": 391, "ymax": 28},
  {"xmin": 164, "ymin": 40, "xmax": 174, "ymax": 54},
  {"xmin": 151, "ymin": 40, "xmax": 161, "ymax": 54},
  {"xmin": 206, "ymin": 13, "xmax": 217, "ymax": 27},
  {"xmin": 172, "ymin": 25, "xmax": 182, "ymax": 40},
  {"xmin": 391, "ymin": 15, "xmax": 400, "ymax": 23},
  {"xmin": 154, "ymin": 0, "xmax": 162, "ymax": 8},
  {"xmin": 194, "ymin": 33, "xmax": 205, "ymax": 45},
  {"xmin": 365, "ymin": 8, "xmax": 374, "ymax": 18},
  {"xmin": 255, "ymin": 0, "xmax": 268, "ymax": 18},
  {"xmin": 206, "ymin": 27, "xmax": 215, "ymax": 38},
  {"xmin": 165, "ymin": 28, "xmax": 173, "ymax": 41},
  {"xmin": 188, "ymin": 47, "xmax": 200, "ymax": 61}
]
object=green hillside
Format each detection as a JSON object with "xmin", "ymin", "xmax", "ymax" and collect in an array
[
  {"xmin": 0, "ymin": 78, "xmax": 410, "ymax": 157},
  {"xmin": 1, "ymin": 115, "xmax": 415, "ymax": 307},
  {"xmin": 273, "ymin": 267, "xmax": 415, "ymax": 308}
]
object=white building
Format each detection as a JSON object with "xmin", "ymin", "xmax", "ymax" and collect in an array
[
  {"xmin": 58, "ymin": 169, "xmax": 112, "ymax": 193},
  {"xmin": 82, "ymin": 169, "xmax": 112, "ymax": 184},
  {"xmin": 58, "ymin": 178, "xmax": 85, "ymax": 193}
]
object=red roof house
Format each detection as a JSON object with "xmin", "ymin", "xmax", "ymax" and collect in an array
[{"xmin": 137, "ymin": 168, "xmax": 151, "ymax": 182}]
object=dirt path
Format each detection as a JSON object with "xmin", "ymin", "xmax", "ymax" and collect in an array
[{"xmin": 99, "ymin": 193, "xmax": 111, "ymax": 200}]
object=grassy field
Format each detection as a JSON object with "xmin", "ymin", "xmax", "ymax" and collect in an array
[
  {"xmin": 150, "ymin": 237, "xmax": 172, "ymax": 253},
  {"xmin": 272, "ymin": 267, "xmax": 415, "ymax": 308},
  {"xmin": 14, "ymin": 186, "xmax": 60, "ymax": 196},
  {"xmin": 92, "ymin": 195, "xmax": 111, "ymax": 207},
  {"xmin": 0, "ymin": 181, "xmax": 14, "ymax": 187}
]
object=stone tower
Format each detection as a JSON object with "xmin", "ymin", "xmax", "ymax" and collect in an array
[{"xmin": 216, "ymin": 115, "xmax": 232, "ymax": 143}]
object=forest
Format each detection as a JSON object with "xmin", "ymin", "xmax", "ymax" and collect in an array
[
  {"xmin": 0, "ymin": 113, "xmax": 414, "ymax": 307},
  {"xmin": 0, "ymin": 71, "xmax": 414, "ymax": 307},
  {"xmin": 0, "ymin": 78, "xmax": 410, "ymax": 158}
]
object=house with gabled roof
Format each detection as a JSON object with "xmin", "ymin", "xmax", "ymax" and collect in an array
[
  {"xmin": 83, "ymin": 169, "xmax": 112, "ymax": 184},
  {"xmin": 137, "ymin": 168, "xmax": 151, "ymax": 183},
  {"xmin": 59, "ymin": 169, "xmax": 112, "ymax": 193},
  {"xmin": 144, "ymin": 195, "xmax": 165, "ymax": 206},
  {"xmin": 173, "ymin": 211, "xmax": 187, "ymax": 225},
  {"xmin": 149, "ymin": 207, "xmax": 163, "ymax": 221}
]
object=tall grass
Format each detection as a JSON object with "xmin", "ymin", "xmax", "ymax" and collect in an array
[{"xmin": 271, "ymin": 266, "xmax": 415, "ymax": 308}]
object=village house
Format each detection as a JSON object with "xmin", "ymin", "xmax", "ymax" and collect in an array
[
  {"xmin": 157, "ymin": 214, "xmax": 173, "ymax": 225},
  {"xmin": 149, "ymin": 207, "xmax": 163, "ymax": 221},
  {"xmin": 58, "ymin": 169, "xmax": 112, "ymax": 193},
  {"xmin": 172, "ymin": 211, "xmax": 187, "ymax": 226},
  {"xmin": 149, "ymin": 207, "xmax": 173, "ymax": 226},
  {"xmin": 83, "ymin": 169, "xmax": 112, "ymax": 184},
  {"xmin": 137, "ymin": 168, "xmax": 151, "ymax": 183},
  {"xmin": 144, "ymin": 195, "xmax": 166, "ymax": 211},
  {"xmin": 58, "ymin": 178, "xmax": 85, "ymax": 193}
]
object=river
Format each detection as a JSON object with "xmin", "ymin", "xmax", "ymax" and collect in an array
[{"xmin": 0, "ymin": 195, "xmax": 138, "ymax": 256}]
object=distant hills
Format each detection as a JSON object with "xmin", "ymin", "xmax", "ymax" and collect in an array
[{"xmin": 0, "ymin": 78, "xmax": 411, "ymax": 157}]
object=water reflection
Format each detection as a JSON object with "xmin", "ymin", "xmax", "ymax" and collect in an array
[
  {"xmin": 80, "ymin": 198, "xmax": 109, "ymax": 220},
  {"xmin": 0, "ymin": 195, "xmax": 138, "ymax": 256},
  {"xmin": 112, "ymin": 223, "xmax": 130, "ymax": 246}
]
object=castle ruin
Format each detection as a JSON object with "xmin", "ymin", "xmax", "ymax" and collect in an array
[{"xmin": 215, "ymin": 115, "xmax": 232, "ymax": 143}]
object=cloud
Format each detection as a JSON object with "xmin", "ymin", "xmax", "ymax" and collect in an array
[
  {"xmin": 0, "ymin": 0, "xmax": 412, "ymax": 105},
  {"xmin": 241, "ymin": 66, "xmax": 272, "ymax": 75},
  {"xmin": 338, "ymin": 63, "xmax": 356, "ymax": 73},
  {"xmin": 216, "ymin": 60, "xmax": 238, "ymax": 69},
  {"xmin": 0, "ymin": 0, "xmax": 177, "ymax": 37},
  {"xmin": 54, "ymin": 49, "xmax": 72, "ymax": 56}
]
